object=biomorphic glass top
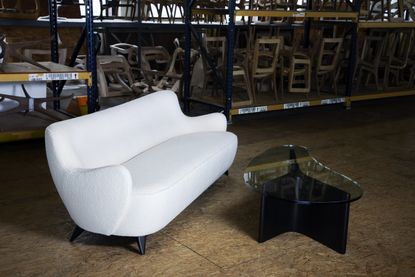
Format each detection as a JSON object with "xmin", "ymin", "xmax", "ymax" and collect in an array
[{"xmin": 243, "ymin": 145, "xmax": 363, "ymax": 204}]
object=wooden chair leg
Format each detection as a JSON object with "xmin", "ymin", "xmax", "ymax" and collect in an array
[
  {"xmin": 251, "ymin": 77, "xmax": 257, "ymax": 103},
  {"xmin": 364, "ymin": 71, "xmax": 371, "ymax": 86},
  {"xmin": 272, "ymin": 76, "xmax": 278, "ymax": 102},
  {"xmin": 332, "ymin": 72, "xmax": 338, "ymax": 95},
  {"xmin": 306, "ymin": 64, "xmax": 311, "ymax": 95},
  {"xmin": 409, "ymin": 67, "xmax": 415, "ymax": 88},
  {"xmin": 374, "ymin": 71, "xmax": 380, "ymax": 91},
  {"xmin": 356, "ymin": 69, "xmax": 363, "ymax": 91},
  {"xmin": 279, "ymin": 70, "xmax": 284, "ymax": 98},
  {"xmin": 288, "ymin": 62, "xmax": 294, "ymax": 93},
  {"xmin": 384, "ymin": 66, "xmax": 390, "ymax": 89},
  {"xmin": 239, "ymin": 70, "xmax": 254, "ymax": 105},
  {"xmin": 314, "ymin": 72, "xmax": 320, "ymax": 96},
  {"xmin": 243, "ymin": 71, "xmax": 254, "ymax": 105}
]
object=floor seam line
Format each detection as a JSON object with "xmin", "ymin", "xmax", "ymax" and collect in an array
[{"xmin": 167, "ymin": 234, "xmax": 223, "ymax": 270}]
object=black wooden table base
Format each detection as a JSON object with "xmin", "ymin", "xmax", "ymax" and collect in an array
[{"xmin": 258, "ymin": 190, "xmax": 350, "ymax": 254}]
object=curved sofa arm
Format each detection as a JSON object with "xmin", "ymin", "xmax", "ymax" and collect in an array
[
  {"xmin": 60, "ymin": 165, "xmax": 133, "ymax": 236},
  {"xmin": 184, "ymin": 112, "xmax": 227, "ymax": 132}
]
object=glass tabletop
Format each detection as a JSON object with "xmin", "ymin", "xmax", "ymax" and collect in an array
[{"xmin": 243, "ymin": 145, "xmax": 363, "ymax": 204}]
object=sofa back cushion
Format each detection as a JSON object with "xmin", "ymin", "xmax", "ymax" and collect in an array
[{"xmin": 46, "ymin": 91, "xmax": 189, "ymax": 170}]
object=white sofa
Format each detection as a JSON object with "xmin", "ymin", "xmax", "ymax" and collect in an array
[{"xmin": 45, "ymin": 90, "xmax": 238, "ymax": 254}]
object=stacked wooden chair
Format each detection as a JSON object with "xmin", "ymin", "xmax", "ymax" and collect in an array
[
  {"xmin": 384, "ymin": 30, "xmax": 415, "ymax": 88},
  {"xmin": 356, "ymin": 35, "xmax": 386, "ymax": 91},
  {"xmin": 0, "ymin": 0, "xmax": 40, "ymax": 19},
  {"xmin": 110, "ymin": 43, "xmax": 140, "ymax": 77},
  {"xmin": 96, "ymin": 55, "xmax": 142, "ymax": 98},
  {"xmin": 313, "ymin": 37, "xmax": 343, "ymax": 95},
  {"xmin": 192, "ymin": 35, "xmax": 253, "ymax": 107},
  {"xmin": 99, "ymin": 0, "xmax": 137, "ymax": 20},
  {"xmin": 279, "ymin": 33, "xmax": 312, "ymax": 97},
  {"xmin": 366, "ymin": 0, "xmax": 415, "ymax": 21},
  {"xmin": 250, "ymin": 37, "xmax": 281, "ymax": 102}
]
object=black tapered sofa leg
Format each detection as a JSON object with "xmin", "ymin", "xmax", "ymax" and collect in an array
[
  {"xmin": 137, "ymin": 236, "xmax": 146, "ymax": 255},
  {"xmin": 70, "ymin": 225, "xmax": 84, "ymax": 242}
]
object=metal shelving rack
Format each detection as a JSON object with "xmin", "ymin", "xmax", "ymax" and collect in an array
[
  {"xmin": 182, "ymin": 0, "xmax": 414, "ymax": 121},
  {"xmin": 1, "ymin": 0, "xmax": 412, "ymax": 129},
  {"xmin": 0, "ymin": 0, "xmax": 98, "ymax": 113},
  {"xmin": 0, "ymin": 62, "xmax": 92, "ymax": 143},
  {"xmin": 0, "ymin": 0, "xmax": 95, "ymax": 142},
  {"xmin": 48, "ymin": 0, "xmax": 97, "ymax": 113},
  {"xmin": 183, "ymin": 0, "xmax": 237, "ymax": 117},
  {"xmin": 0, "ymin": 1, "xmax": 232, "ymax": 118},
  {"xmin": 352, "ymin": 19, "xmax": 415, "ymax": 103},
  {"xmin": 182, "ymin": 0, "xmax": 362, "ymax": 120},
  {"xmin": 40, "ymin": 0, "xmax": 415, "ymax": 122},
  {"xmin": 232, "ymin": 8, "xmax": 361, "ymax": 118}
]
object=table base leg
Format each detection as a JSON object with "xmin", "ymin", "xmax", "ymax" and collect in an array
[{"xmin": 259, "ymin": 193, "xmax": 350, "ymax": 254}]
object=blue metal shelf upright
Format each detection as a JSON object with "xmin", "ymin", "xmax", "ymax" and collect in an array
[
  {"xmin": 183, "ymin": 0, "xmax": 236, "ymax": 119},
  {"xmin": 48, "ymin": 0, "xmax": 98, "ymax": 113}
]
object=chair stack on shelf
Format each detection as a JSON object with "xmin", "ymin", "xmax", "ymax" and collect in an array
[
  {"xmin": 0, "ymin": 0, "xmax": 40, "ymax": 19},
  {"xmin": 201, "ymin": 36, "xmax": 227, "ymax": 96},
  {"xmin": 193, "ymin": 0, "xmax": 228, "ymax": 23},
  {"xmin": 314, "ymin": 0, "xmax": 353, "ymax": 11},
  {"xmin": 384, "ymin": 30, "xmax": 415, "ymax": 88},
  {"xmin": 39, "ymin": 0, "xmax": 413, "ymax": 115},
  {"xmin": 193, "ymin": 35, "xmax": 253, "ymax": 107},
  {"xmin": 313, "ymin": 37, "xmax": 343, "ymax": 95},
  {"xmin": 357, "ymin": 29, "xmax": 415, "ymax": 92},
  {"xmin": 357, "ymin": 35, "xmax": 386, "ymax": 91},
  {"xmin": 285, "ymin": 52, "xmax": 312, "ymax": 96},
  {"xmin": 96, "ymin": 55, "xmax": 141, "ymax": 98},
  {"xmin": 141, "ymin": 0, "xmax": 176, "ymax": 23},
  {"xmin": 23, "ymin": 49, "xmax": 68, "ymax": 65},
  {"xmin": 364, "ymin": 0, "xmax": 415, "ymax": 21},
  {"xmin": 99, "ymin": 0, "xmax": 137, "ymax": 20},
  {"xmin": 278, "ymin": 31, "xmax": 312, "ymax": 98},
  {"xmin": 110, "ymin": 43, "xmax": 139, "ymax": 72},
  {"xmin": 109, "ymin": 42, "xmax": 190, "ymax": 95},
  {"xmin": 140, "ymin": 46, "xmax": 171, "ymax": 89},
  {"xmin": 250, "ymin": 37, "xmax": 281, "ymax": 102}
]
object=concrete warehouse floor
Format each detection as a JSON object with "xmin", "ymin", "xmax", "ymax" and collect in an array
[{"xmin": 1, "ymin": 97, "xmax": 414, "ymax": 276}]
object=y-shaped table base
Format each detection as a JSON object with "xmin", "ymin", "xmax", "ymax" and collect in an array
[{"xmin": 259, "ymin": 191, "xmax": 350, "ymax": 254}]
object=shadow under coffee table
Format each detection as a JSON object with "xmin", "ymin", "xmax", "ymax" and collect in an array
[{"xmin": 243, "ymin": 145, "xmax": 363, "ymax": 254}]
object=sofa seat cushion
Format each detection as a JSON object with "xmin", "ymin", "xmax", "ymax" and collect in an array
[
  {"xmin": 123, "ymin": 131, "xmax": 236, "ymax": 195},
  {"xmin": 115, "ymin": 131, "xmax": 237, "ymax": 236}
]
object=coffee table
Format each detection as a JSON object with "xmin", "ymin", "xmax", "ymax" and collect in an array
[{"xmin": 243, "ymin": 145, "xmax": 363, "ymax": 254}]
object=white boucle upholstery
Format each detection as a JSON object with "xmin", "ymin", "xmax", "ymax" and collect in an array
[{"xmin": 45, "ymin": 90, "xmax": 237, "ymax": 237}]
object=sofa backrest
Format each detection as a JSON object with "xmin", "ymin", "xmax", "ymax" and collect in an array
[{"xmin": 46, "ymin": 90, "xmax": 190, "ymax": 171}]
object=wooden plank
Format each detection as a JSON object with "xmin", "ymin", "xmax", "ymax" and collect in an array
[
  {"xmin": 0, "ymin": 62, "xmax": 91, "ymax": 83},
  {"xmin": 0, "ymin": 129, "xmax": 45, "ymax": 143},
  {"xmin": 231, "ymin": 96, "xmax": 347, "ymax": 115},
  {"xmin": 351, "ymin": 90, "xmax": 415, "ymax": 101},
  {"xmin": 0, "ymin": 62, "xmax": 47, "ymax": 73},
  {"xmin": 235, "ymin": 10, "xmax": 358, "ymax": 20},
  {"xmin": 0, "ymin": 62, "xmax": 85, "ymax": 73},
  {"xmin": 358, "ymin": 21, "xmax": 415, "ymax": 28}
]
